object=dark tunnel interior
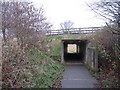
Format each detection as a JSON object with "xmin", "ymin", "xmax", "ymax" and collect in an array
[{"xmin": 62, "ymin": 39, "xmax": 87, "ymax": 63}]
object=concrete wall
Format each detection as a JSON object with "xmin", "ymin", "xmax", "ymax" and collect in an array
[
  {"xmin": 61, "ymin": 39, "xmax": 98, "ymax": 71},
  {"xmin": 0, "ymin": 1, "xmax": 2, "ymax": 88},
  {"xmin": 0, "ymin": 45, "xmax": 1, "ymax": 86},
  {"xmin": 85, "ymin": 47, "xmax": 98, "ymax": 71},
  {"xmin": 61, "ymin": 41, "xmax": 64, "ymax": 63}
]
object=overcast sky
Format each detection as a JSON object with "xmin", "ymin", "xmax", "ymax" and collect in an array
[{"xmin": 30, "ymin": 0, "xmax": 105, "ymax": 29}]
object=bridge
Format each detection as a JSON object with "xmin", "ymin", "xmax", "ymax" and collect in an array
[
  {"xmin": 45, "ymin": 27, "xmax": 102, "ymax": 88},
  {"xmin": 46, "ymin": 27, "xmax": 102, "ymax": 88},
  {"xmin": 45, "ymin": 27, "xmax": 102, "ymax": 72},
  {"xmin": 46, "ymin": 27, "xmax": 102, "ymax": 35}
]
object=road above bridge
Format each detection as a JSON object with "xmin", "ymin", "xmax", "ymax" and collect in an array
[{"xmin": 61, "ymin": 63, "xmax": 100, "ymax": 88}]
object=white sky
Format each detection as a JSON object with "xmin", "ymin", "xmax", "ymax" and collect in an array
[{"xmin": 30, "ymin": 0, "xmax": 105, "ymax": 29}]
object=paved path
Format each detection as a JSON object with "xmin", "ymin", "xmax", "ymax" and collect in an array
[{"xmin": 61, "ymin": 63, "xmax": 99, "ymax": 88}]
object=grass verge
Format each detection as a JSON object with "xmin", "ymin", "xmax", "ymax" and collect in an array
[{"xmin": 27, "ymin": 47, "xmax": 64, "ymax": 88}]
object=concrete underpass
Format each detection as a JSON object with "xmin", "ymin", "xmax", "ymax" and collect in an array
[
  {"xmin": 61, "ymin": 39, "xmax": 88, "ymax": 63},
  {"xmin": 61, "ymin": 39, "xmax": 99, "ymax": 88}
]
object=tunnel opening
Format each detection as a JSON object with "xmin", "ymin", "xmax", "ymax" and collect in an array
[{"xmin": 61, "ymin": 39, "xmax": 88, "ymax": 63}]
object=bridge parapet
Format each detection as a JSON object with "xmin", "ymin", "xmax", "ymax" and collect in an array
[{"xmin": 46, "ymin": 27, "xmax": 102, "ymax": 36}]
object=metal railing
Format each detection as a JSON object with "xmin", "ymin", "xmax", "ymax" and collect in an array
[{"xmin": 46, "ymin": 27, "xmax": 102, "ymax": 35}]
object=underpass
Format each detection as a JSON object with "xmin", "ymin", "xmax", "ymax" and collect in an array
[{"xmin": 61, "ymin": 39, "xmax": 99, "ymax": 88}]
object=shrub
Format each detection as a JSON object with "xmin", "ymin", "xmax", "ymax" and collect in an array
[{"xmin": 88, "ymin": 26, "xmax": 119, "ymax": 88}]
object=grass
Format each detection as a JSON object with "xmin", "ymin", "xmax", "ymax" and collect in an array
[
  {"xmin": 49, "ymin": 43, "xmax": 61, "ymax": 60},
  {"xmin": 44, "ymin": 35, "xmax": 62, "ymax": 42},
  {"xmin": 85, "ymin": 64, "xmax": 97, "ymax": 76},
  {"xmin": 44, "ymin": 36, "xmax": 62, "ymax": 61},
  {"xmin": 26, "ymin": 47, "xmax": 64, "ymax": 88}
]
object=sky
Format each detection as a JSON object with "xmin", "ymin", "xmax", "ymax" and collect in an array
[{"xmin": 21, "ymin": 0, "xmax": 106, "ymax": 29}]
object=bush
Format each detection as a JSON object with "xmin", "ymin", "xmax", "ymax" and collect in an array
[
  {"xmin": 2, "ymin": 42, "xmax": 30, "ymax": 88},
  {"xmin": 88, "ymin": 26, "xmax": 119, "ymax": 88},
  {"xmin": 2, "ymin": 37, "xmax": 64, "ymax": 88}
]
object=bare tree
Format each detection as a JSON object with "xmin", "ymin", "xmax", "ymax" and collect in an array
[
  {"xmin": 1, "ymin": 1, "xmax": 52, "ymax": 46},
  {"xmin": 87, "ymin": 0, "xmax": 120, "ymax": 59},
  {"xmin": 60, "ymin": 20, "xmax": 74, "ymax": 34},
  {"xmin": 1, "ymin": 1, "xmax": 53, "ymax": 88},
  {"xmin": 1, "ymin": 1, "xmax": 9, "ymax": 42},
  {"xmin": 87, "ymin": 0, "xmax": 120, "ymax": 34}
]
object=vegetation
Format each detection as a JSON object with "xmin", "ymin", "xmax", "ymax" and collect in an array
[
  {"xmin": 45, "ymin": 36, "xmax": 62, "ymax": 61},
  {"xmin": 2, "ymin": 38, "xmax": 64, "ymax": 88},
  {"xmin": 27, "ymin": 47, "xmax": 64, "ymax": 88},
  {"xmin": 1, "ymin": 0, "xmax": 120, "ymax": 89},
  {"xmin": 87, "ymin": 27, "xmax": 119, "ymax": 88},
  {"xmin": 87, "ymin": 0, "xmax": 120, "ymax": 88},
  {"xmin": 1, "ymin": 1, "xmax": 64, "ymax": 88}
]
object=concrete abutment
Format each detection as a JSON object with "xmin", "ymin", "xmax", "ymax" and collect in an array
[{"xmin": 61, "ymin": 39, "xmax": 98, "ymax": 71}]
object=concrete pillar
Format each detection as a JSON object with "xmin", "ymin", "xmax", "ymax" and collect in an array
[
  {"xmin": 0, "ymin": 2, "xmax": 2, "ymax": 88},
  {"xmin": 85, "ymin": 43, "xmax": 89, "ymax": 64},
  {"xmin": 85, "ymin": 47, "xmax": 88, "ymax": 64},
  {"xmin": 61, "ymin": 41, "xmax": 64, "ymax": 63},
  {"xmin": 91, "ymin": 50, "xmax": 94, "ymax": 69},
  {"xmin": 77, "ymin": 44, "xmax": 79, "ymax": 53},
  {"xmin": 85, "ymin": 47, "xmax": 98, "ymax": 71},
  {"xmin": 91, "ymin": 48, "xmax": 98, "ymax": 71},
  {"xmin": 0, "ymin": 39, "xmax": 1, "ymax": 89},
  {"xmin": 95, "ymin": 49, "xmax": 98, "ymax": 71}
]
